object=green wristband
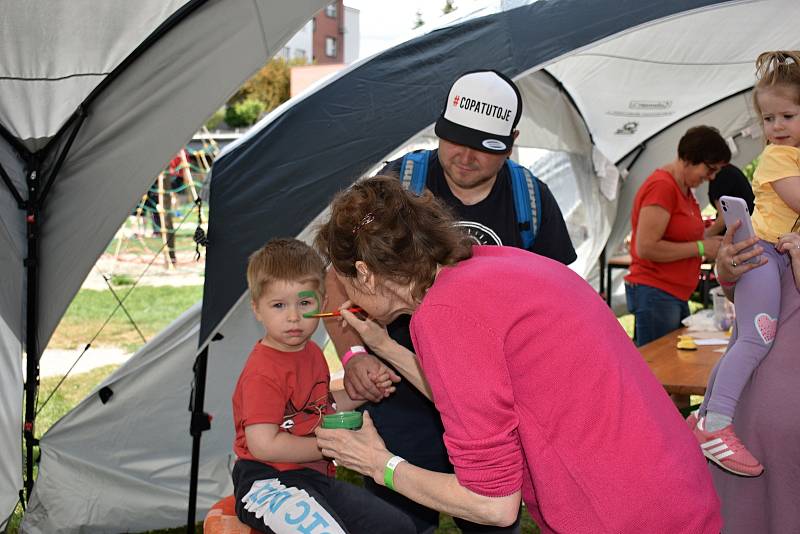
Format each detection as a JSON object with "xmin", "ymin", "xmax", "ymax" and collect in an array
[
  {"xmin": 696, "ymin": 240, "xmax": 705, "ymax": 258},
  {"xmin": 383, "ymin": 455, "xmax": 405, "ymax": 491}
]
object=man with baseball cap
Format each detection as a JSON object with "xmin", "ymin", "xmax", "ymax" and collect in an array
[{"xmin": 324, "ymin": 70, "xmax": 575, "ymax": 532}]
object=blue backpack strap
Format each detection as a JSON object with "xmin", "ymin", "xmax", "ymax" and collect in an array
[
  {"xmin": 507, "ymin": 159, "xmax": 541, "ymax": 249},
  {"xmin": 399, "ymin": 150, "xmax": 430, "ymax": 195}
]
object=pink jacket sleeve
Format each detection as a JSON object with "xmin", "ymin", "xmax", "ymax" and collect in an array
[{"xmin": 411, "ymin": 303, "xmax": 523, "ymax": 497}]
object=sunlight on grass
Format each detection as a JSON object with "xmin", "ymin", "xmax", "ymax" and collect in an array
[{"xmin": 49, "ymin": 285, "xmax": 203, "ymax": 353}]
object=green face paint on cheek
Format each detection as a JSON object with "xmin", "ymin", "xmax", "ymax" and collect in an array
[{"xmin": 299, "ymin": 290, "xmax": 320, "ymax": 318}]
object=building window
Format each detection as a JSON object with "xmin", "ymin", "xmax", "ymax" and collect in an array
[
  {"xmin": 325, "ymin": 37, "xmax": 337, "ymax": 58},
  {"xmin": 325, "ymin": 3, "xmax": 337, "ymax": 18},
  {"xmin": 294, "ymin": 49, "xmax": 306, "ymax": 61}
]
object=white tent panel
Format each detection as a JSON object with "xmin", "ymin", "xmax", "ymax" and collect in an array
[
  {"xmin": 0, "ymin": 0, "xmax": 187, "ymax": 148},
  {"xmin": 0, "ymin": 140, "xmax": 26, "ymax": 525},
  {"xmin": 515, "ymin": 72, "xmax": 592, "ymax": 156},
  {"xmin": 0, "ymin": 316, "xmax": 21, "ymax": 527},
  {"xmin": 548, "ymin": 0, "xmax": 798, "ymax": 162}
]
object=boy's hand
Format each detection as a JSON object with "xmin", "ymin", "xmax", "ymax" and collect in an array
[
  {"xmin": 344, "ymin": 353, "xmax": 389, "ymax": 402},
  {"xmin": 368, "ymin": 368, "xmax": 399, "ymax": 398}
]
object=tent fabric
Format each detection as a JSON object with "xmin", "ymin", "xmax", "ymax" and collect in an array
[
  {"xmin": 200, "ymin": 0, "xmax": 730, "ymax": 344},
  {"xmin": 11, "ymin": 0, "xmax": 800, "ymax": 531},
  {"xmin": 0, "ymin": 0, "xmax": 329, "ymax": 528},
  {"xmin": 0, "ymin": 0, "xmax": 186, "ymax": 151}
]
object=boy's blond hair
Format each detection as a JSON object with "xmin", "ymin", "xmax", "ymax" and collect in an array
[{"xmin": 247, "ymin": 238, "xmax": 326, "ymax": 302}]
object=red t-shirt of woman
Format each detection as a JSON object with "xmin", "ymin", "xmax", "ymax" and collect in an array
[{"xmin": 626, "ymin": 169, "xmax": 704, "ymax": 300}]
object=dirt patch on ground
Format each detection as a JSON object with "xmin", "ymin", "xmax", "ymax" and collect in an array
[{"xmin": 83, "ymin": 249, "xmax": 205, "ymax": 290}]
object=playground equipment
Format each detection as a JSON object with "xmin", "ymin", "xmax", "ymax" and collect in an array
[{"xmin": 115, "ymin": 144, "xmax": 218, "ymax": 273}]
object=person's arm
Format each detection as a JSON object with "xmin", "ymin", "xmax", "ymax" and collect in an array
[
  {"xmin": 322, "ymin": 269, "xmax": 398, "ymax": 402},
  {"xmin": 339, "ymin": 308, "xmax": 433, "ymax": 399},
  {"xmin": 704, "ymin": 200, "xmax": 726, "ymax": 237},
  {"xmin": 635, "ymin": 205, "xmax": 722, "ymax": 261},
  {"xmin": 776, "ymin": 231, "xmax": 800, "ymax": 289},
  {"xmin": 245, "ymin": 423, "xmax": 323, "ymax": 464},
  {"xmin": 316, "ymin": 412, "xmax": 521, "ymax": 527},
  {"xmin": 771, "ymin": 176, "xmax": 800, "ymax": 213},
  {"xmin": 714, "ymin": 220, "xmax": 768, "ymax": 300}
]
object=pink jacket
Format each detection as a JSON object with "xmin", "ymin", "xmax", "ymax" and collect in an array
[{"xmin": 411, "ymin": 246, "xmax": 721, "ymax": 533}]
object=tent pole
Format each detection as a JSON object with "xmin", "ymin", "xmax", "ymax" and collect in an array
[
  {"xmin": 187, "ymin": 345, "xmax": 211, "ymax": 531},
  {"xmin": 23, "ymin": 161, "xmax": 42, "ymax": 503}
]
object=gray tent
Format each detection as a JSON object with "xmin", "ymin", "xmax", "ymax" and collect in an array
[
  {"xmin": 6, "ymin": 0, "xmax": 800, "ymax": 532},
  {"xmin": 0, "ymin": 0, "xmax": 328, "ymax": 531}
]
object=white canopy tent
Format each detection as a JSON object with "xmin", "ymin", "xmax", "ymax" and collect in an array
[{"xmin": 2, "ymin": 0, "xmax": 798, "ymax": 532}]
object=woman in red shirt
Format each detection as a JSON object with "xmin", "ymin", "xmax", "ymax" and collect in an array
[{"xmin": 625, "ymin": 125, "xmax": 729, "ymax": 345}]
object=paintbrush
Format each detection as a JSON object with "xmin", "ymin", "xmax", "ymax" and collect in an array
[{"xmin": 303, "ymin": 307, "xmax": 364, "ymax": 318}]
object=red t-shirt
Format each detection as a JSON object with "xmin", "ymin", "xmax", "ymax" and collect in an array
[
  {"xmin": 625, "ymin": 169, "xmax": 704, "ymax": 300},
  {"xmin": 232, "ymin": 341, "xmax": 335, "ymax": 475}
]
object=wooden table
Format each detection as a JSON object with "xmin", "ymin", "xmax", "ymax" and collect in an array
[{"xmin": 638, "ymin": 327, "xmax": 726, "ymax": 409}]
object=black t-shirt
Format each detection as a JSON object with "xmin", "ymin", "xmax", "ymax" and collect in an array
[
  {"xmin": 708, "ymin": 164, "xmax": 755, "ymax": 214},
  {"xmin": 362, "ymin": 149, "xmax": 577, "ymax": 475},
  {"xmin": 380, "ymin": 149, "xmax": 577, "ymax": 263}
]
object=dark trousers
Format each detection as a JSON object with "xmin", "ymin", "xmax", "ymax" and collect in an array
[{"xmin": 233, "ymin": 460, "xmax": 415, "ymax": 534}]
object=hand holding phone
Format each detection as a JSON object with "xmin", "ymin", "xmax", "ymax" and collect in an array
[{"xmin": 719, "ymin": 195, "xmax": 760, "ymax": 264}]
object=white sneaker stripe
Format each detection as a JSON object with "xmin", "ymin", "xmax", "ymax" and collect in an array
[
  {"xmin": 702, "ymin": 438, "xmax": 724, "ymax": 449},
  {"xmin": 714, "ymin": 450, "xmax": 734, "ymax": 460},
  {"xmin": 708, "ymin": 444, "xmax": 728, "ymax": 454}
]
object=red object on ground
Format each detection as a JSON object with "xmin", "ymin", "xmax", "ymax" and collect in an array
[{"xmin": 203, "ymin": 495, "xmax": 256, "ymax": 534}]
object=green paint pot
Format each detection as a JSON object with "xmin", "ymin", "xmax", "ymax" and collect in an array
[{"xmin": 321, "ymin": 411, "xmax": 363, "ymax": 430}]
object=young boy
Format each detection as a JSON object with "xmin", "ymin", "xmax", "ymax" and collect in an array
[{"xmin": 232, "ymin": 238, "xmax": 415, "ymax": 534}]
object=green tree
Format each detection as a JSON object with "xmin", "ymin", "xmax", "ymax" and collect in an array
[
  {"xmin": 413, "ymin": 9, "xmax": 424, "ymax": 29},
  {"xmin": 225, "ymin": 56, "xmax": 308, "ymax": 125},
  {"xmin": 224, "ymin": 98, "xmax": 266, "ymax": 128},
  {"xmin": 442, "ymin": 0, "xmax": 456, "ymax": 15},
  {"xmin": 229, "ymin": 58, "xmax": 290, "ymax": 113}
]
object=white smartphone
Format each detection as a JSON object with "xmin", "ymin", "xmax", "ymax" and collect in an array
[{"xmin": 719, "ymin": 195, "xmax": 760, "ymax": 264}]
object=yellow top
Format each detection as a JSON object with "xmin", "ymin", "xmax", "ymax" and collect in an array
[{"xmin": 752, "ymin": 144, "xmax": 800, "ymax": 242}]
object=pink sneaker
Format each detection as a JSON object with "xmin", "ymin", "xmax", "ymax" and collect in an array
[{"xmin": 693, "ymin": 418, "xmax": 764, "ymax": 477}]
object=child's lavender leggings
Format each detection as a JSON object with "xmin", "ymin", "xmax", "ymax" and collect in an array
[{"xmin": 703, "ymin": 242, "xmax": 790, "ymax": 419}]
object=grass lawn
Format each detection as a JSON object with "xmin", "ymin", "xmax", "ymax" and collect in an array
[{"xmin": 49, "ymin": 285, "xmax": 203, "ymax": 353}]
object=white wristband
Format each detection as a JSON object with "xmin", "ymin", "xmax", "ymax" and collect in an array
[{"xmin": 341, "ymin": 345, "xmax": 367, "ymax": 367}]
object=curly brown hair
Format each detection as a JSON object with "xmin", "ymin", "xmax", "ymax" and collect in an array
[
  {"xmin": 753, "ymin": 51, "xmax": 800, "ymax": 116},
  {"xmin": 315, "ymin": 175, "xmax": 474, "ymax": 302}
]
